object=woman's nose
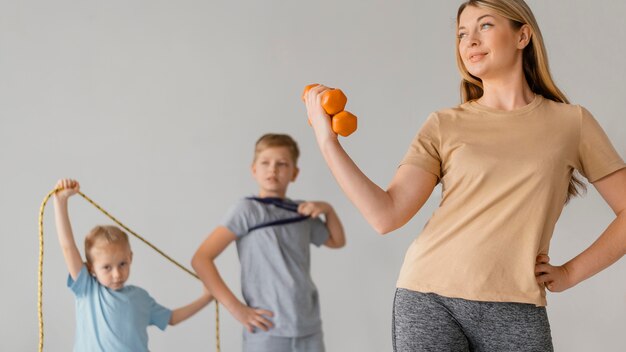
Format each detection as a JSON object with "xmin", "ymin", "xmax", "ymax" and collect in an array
[{"xmin": 467, "ymin": 31, "xmax": 480, "ymax": 47}]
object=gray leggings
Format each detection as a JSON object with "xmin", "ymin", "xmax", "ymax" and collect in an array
[
  {"xmin": 242, "ymin": 330, "xmax": 325, "ymax": 352},
  {"xmin": 392, "ymin": 288, "xmax": 553, "ymax": 352}
]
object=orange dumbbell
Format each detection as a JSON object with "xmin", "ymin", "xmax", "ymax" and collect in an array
[{"xmin": 301, "ymin": 83, "xmax": 358, "ymax": 137}]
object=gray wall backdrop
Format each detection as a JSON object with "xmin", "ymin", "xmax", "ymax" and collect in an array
[{"xmin": 1, "ymin": 0, "xmax": 624, "ymax": 351}]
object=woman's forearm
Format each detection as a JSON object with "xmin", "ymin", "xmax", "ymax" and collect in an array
[
  {"xmin": 318, "ymin": 138, "xmax": 437, "ymax": 234},
  {"xmin": 564, "ymin": 210, "xmax": 626, "ymax": 287},
  {"xmin": 318, "ymin": 138, "xmax": 399, "ymax": 233}
]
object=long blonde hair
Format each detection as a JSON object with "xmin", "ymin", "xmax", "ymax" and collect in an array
[{"xmin": 456, "ymin": 0, "xmax": 584, "ymax": 202}]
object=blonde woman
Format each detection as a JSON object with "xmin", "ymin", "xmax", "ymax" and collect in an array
[{"xmin": 304, "ymin": 0, "xmax": 625, "ymax": 351}]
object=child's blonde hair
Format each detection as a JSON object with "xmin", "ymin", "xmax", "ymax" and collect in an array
[
  {"xmin": 253, "ymin": 133, "xmax": 300, "ymax": 165},
  {"xmin": 84, "ymin": 225, "xmax": 130, "ymax": 264}
]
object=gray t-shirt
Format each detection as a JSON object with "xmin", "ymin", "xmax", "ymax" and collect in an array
[{"xmin": 222, "ymin": 197, "xmax": 329, "ymax": 337}]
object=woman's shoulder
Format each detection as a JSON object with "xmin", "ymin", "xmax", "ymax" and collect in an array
[
  {"xmin": 540, "ymin": 96, "xmax": 582, "ymax": 113},
  {"xmin": 539, "ymin": 97, "xmax": 592, "ymax": 126}
]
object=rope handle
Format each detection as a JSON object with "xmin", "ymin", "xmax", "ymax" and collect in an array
[{"xmin": 38, "ymin": 188, "xmax": 220, "ymax": 351}]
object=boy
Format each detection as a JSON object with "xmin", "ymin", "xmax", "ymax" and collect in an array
[
  {"xmin": 53, "ymin": 178, "xmax": 213, "ymax": 352},
  {"xmin": 192, "ymin": 133, "xmax": 345, "ymax": 352}
]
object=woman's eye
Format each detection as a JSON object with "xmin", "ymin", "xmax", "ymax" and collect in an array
[
  {"xmin": 481, "ymin": 23, "xmax": 493, "ymax": 30},
  {"xmin": 458, "ymin": 32, "xmax": 467, "ymax": 39}
]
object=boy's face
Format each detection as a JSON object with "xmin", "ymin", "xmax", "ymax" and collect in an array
[
  {"xmin": 252, "ymin": 146, "xmax": 299, "ymax": 198},
  {"xmin": 88, "ymin": 241, "xmax": 133, "ymax": 291}
]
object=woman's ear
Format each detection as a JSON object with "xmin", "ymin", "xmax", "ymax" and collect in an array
[{"xmin": 517, "ymin": 24, "xmax": 532, "ymax": 49}]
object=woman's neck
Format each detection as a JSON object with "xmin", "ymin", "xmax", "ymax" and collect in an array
[{"xmin": 477, "ymin": 70, "xmax": 535, "ymax": 111}]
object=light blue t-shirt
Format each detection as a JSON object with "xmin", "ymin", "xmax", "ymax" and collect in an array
[
  {"xmin": 67, "ymin": 265, "xmax": 172, "ymax": 352},
  {"xmin": 223, "ymin": 197, "xmax": 329, "ymax": 338}
]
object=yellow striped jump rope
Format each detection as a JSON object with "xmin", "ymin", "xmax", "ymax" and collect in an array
[{"xmin": 38, "ymin": 188, "xmax": 220, "ymax": 352}]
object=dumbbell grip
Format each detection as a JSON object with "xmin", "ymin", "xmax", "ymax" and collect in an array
[
  {"xmin": 301, "ymin": 84, "xmax": 347, "ymax": 115},
  {"xmin": 302, "ymin": 83, "xmax": 357, "ymax": 137}
]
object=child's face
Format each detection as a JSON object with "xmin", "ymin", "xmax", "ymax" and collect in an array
[
  {"xmin": 88, "ymin": 241, "xmax": 133, "ymax": 291},
  {"xmin": 252, "ymin": 146, "xmax": 299, "ymax": 198}
]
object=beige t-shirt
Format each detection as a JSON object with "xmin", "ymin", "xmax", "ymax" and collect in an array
[{"xmin": 398, "ymin": 95, "xmax": 625, "ymax": 306}]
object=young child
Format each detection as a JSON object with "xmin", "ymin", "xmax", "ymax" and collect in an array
[
  {"xmin": 192, "ymin": 133, "xmax": 345, "ymax": 352},
  {"xmin": 53, "ymin": 178, "xmax": 213, "ymax": 352}
]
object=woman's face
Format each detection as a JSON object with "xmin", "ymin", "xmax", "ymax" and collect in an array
[{"xmin": 457, "ymin": 5, "xmax": 527, "ymax": 81}]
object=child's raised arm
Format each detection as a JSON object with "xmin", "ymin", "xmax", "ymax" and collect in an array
[
  {"xmin": 169, "ymin": 287, "xmax": 213, "ymax": 326},
  {"xmin": 53, "ymin": 179, "xmax": 83, "ymax": 280},
  {"xmin": 298, "ymin": 201, "xmax": 346, "ymax": 248},
  {"xmin": 191, "ymin": 227, "xmax": 274, "ymax": 333}
]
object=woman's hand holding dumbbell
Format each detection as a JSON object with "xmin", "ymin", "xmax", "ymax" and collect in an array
[{"xmin": 302, "ymin": 83, "xmax": 357, "ymax": 138}]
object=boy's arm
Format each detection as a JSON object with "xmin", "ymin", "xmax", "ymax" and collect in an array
[
  {"xmin": 169, "ymin": 288, "xmax": 213, "ymax": 326},
  {"xmin": 298, "ymin": 201, "xmax": 346, "ymax": 248},
  {"xmin": 191, "ymin": 226, "xmax": 274, "ymax": 332},
  {"xmin": 53, "ymin": 179, "xmax": 84, "ymax": 280},
  {"xmin": 321, "ymin": 203, "xmax": 345, "ymax": 248}
]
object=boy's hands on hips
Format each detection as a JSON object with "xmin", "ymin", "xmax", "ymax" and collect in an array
[
  {"xmin": 231, "ymin": 301, "xmax": 274, "ymax": 333},
  {"xmin": 298, "ymin": 201, "xmax": 331, "ymax": 218}
]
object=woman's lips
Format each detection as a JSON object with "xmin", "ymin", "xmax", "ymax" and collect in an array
[{"xmin": 469, "ymin": 52, "xmax": 487, "ymax": 63}]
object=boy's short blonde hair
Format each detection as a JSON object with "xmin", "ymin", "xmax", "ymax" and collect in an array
[
  {"xmin": 84, "ymin": 225, "xmax": 130, "ymax": 264},
  {"xmin": 253, "ymin": 133, "xmax": 300, "ymax": 165}
]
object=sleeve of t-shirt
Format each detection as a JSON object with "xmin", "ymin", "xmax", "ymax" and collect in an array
[
  {"xmin": 147, "ymin": 294, "xmax": 172, "ymax": 331},
  {"xmin": 309, "ymin": 218, "xmax": 330, "ymax": 247},
  {"xmin": 67, "ymin": 264, "xmax": 94, "ymax": 298},
  {"xmin": 576, "ymin": 107, "xmax": 626, "ymax": 182},
  {"xmin": 399, "ymin": 113, "xmax": 442, "ymax": 179},
  {"xmin": 222, "ymin": 198, "xmax": 255, "ymax": 238}
]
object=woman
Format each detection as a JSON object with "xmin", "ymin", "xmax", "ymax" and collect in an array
[{"xmin": 304, "ymin": 0, "xmax": 625, "ymax": 351}]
